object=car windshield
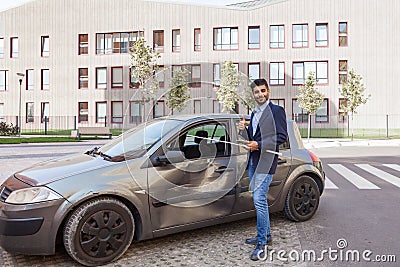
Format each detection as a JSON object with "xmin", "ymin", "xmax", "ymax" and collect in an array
[{"xmin": 99, "ymin": 119, "xmax": 183, "ymax": 158}]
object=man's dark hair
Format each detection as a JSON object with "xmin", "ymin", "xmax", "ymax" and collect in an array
[{"xmin": 250, "ymin": 78, "xmax": 269, "ymax": 90}]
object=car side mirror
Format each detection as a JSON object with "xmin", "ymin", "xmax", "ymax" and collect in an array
[{"xmin": 157, "ymin": 150, "xmax": 185, "ymax": 164}]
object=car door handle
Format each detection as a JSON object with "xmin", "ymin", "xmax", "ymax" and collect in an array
[
  {"xmin": 278, "ymin": 158, "xmax": 287, "ymax": 165},
  {"xmin": 214, "ymin": 167, "xmax": 234, "ymax": 173}
]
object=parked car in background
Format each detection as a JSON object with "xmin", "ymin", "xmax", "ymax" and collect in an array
[{"xmin": 0, "ymin": 114, "xmax": 325, "ymax": 266}]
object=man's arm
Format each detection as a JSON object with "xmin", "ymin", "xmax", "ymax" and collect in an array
[{"xmin": 274, "ymin": 106, "xmax": 288, "ymax": 146}]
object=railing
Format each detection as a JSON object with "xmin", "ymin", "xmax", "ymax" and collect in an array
[{"xmin": 1, "ymin": 114, "xmax": 400, "ymax": 138}]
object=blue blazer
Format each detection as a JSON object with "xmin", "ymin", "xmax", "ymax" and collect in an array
[{"xmin": 247, "ymin": 102, "xmax": 288, "ymax": 174}]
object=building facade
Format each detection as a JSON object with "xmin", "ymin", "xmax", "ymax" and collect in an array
[{"xmin": 0, "ymin": 0, "xmax": 399, "ymax": 132}]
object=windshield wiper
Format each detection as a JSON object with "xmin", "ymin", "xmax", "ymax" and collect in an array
[{"xmin": 85, "ymin": 147, "xmax": 113, "ymax": 160}]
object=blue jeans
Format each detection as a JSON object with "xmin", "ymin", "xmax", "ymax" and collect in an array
[{"xmin": 248, "ymin": 157, "xmax": 273, "ymax": 245}]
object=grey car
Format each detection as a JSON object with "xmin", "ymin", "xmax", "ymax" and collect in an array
[{"xmin": 0, "ymin": 114, "xmax": 325, "ymax": 266}]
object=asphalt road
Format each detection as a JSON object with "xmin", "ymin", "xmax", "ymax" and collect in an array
[{"xmin": 0, "ymin": 142, "xmax": 399, "ymax": 266}]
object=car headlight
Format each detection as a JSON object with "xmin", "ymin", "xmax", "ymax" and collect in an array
[{"xmin": 5, "ymin": 187, "xmax": 63, "ymax": 204}]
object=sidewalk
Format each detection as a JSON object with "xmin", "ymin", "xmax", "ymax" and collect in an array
[{"xmin": 304, "ymin": 138, "xmax": 400, "ymax": 149}]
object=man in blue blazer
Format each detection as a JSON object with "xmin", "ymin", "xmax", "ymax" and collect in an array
[{"xmin": 238, "ymin": 78, "xmax": 288, "ymax": 261}]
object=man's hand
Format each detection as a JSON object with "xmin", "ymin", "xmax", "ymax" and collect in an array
[
  {"xmin": 238, "ymin": 115, "xmax": 246, "ymax": 131},
  {"xmin": 246, "ymin": 141, "xmax": 259, "ymax": 151}
]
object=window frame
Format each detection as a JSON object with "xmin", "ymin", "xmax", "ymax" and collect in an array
[
  {"xmin": 0, "ymin": 70, "xmax": 8, "ymax": 91},
  {"xmin": 194, "ymin": 28, "xmax": 201, "ymax": 51},
  {"xmin": 339, "ymin": 60, "xmax": 348, "ymax": 84},
  {"xmin": 213, "ymin": 27, "xmax": 239, "ymax": 50},
  {"xmin": 270, "ymin": 25, "xmax": 285, "ymax": 49},
  {"xmin": 78, "ymin": 34, "xmax": 88, "ymax": 55},
  {"xmin": 96, "ymin": 67, "xmax": 107, "ymax": 89},
  {"xmin": 248, "ymin": 62, "xmax": 260, "ymax": 81},
  {"xmin": 111, "ymin": 101, "xmax": 123, "ymax": 123},
  {"xmin": 78, "ymin": 102, "xmax": 89, "ymax": 123},
  {"xmin": 10, "ymin": 37, "xmax": 18, "ymax": 58},
  {"xmin": 78, "ymin": 68, "xmax": 88, "ymax": 89},
  {"xmin": 172, "ymin": 29, "xmax": 181, "ymax": 52},
  {"xmin": 41, "ymin": 36, "xmax": 50, "ymax": 57},
  {"xmin": 111, "ymin": 66, "xmax": 123, "ymax": 88},
  {"xmin": 153, "ymin": 30, "xmax": 165, "ymax": 53},
  {"xmin": 270, "ymin": 98, "xmax": 285, "ymax": 109},
  {"xmin": 213, "ymin": 63, "xmax": 220, "ymax": 87},
  {"xmin": 315, "ymin": 23, "xmax": 328, "ymax": 47},
  {"xmin": 339, "ymin": 22, "xmax": 348, "ymax": 47},
  {"xmin": 269, "ymin": 62, "xmax": 285, "ymax": 86},
  {"xmin": 129, "ymin": 101, "xmax": 142, "ymax": 124},
  {"xmin": 26, "ymin": 69, "xmax": 34, "ymax": 90},
  {"xmin": 41, "ymin": 69, "xmax": 50, "ymax": 90},
  {"xmin": 41, "ymin": 102, "xmax": 50, "ymax": 123},
  {"xmin": 338, "ymin": 98, "xmax": 348, "ymax": 123},
  {"xmin": 315, "ymin": 98, "xmax": 329, "ymax": 123},
  {"xmin": 292, "ymin": 23, "xmax": 309, "ymax": 48},
  {"xmin": 96, "ymin": 101, "xmax": 107, "ymax": 123},
  {"xmin": 190, "ymin": 64, "xmax": 201, "ymax": 87},
  {"xmin": 292, "ymin": 98, "xmax": 308, "ymax": 124},
  {"xmin": 292, "ymin": 61, "xmax": 328, "ymax": 85},
  {"xmin": 248, "ymin": 26, "xmax": 260, "ymax": 49},
  {"xmin": 26, "ymin": 102, "xmax": 34, "ymax": 123},
  {"xmin": 153, "ymin": 100, "xmax": 165, "ymax": 118},
  {"xmin": 0, "ymin": 38, "xmax": 4, "ymax": 58}
]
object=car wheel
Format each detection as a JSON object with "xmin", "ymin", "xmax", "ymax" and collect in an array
[
  {"xmin": 284, "ymin": 175, "xmax": 320, "ymax": 222},
  {"xmin": 63, "ymin": 197, "xmax": 134, "ymax": 266}
]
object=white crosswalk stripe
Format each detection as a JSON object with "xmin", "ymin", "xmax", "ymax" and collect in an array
[
  {"xmin": 324, "ymin": 177, "xmax": 338, "ymax": 189},
  {"xmin": 355, "ymin": 164, "xmax": 400, "ymax": 188},
  {"xmin": 327, "ymin": 164, "xmax": 380, "ymax": 189},
  {"xmin": 382, "ymin": 164, "xmax": 400, "ymax": 172}
]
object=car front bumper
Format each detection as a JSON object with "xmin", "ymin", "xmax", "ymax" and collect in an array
[{"xmin": 0, "ymin": 198, "xmax": 66, "ymax": 255}]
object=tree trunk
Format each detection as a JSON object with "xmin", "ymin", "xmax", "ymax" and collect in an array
[
  {"xmin": 307, "ymin": 113, "xmax": 311, "ymax": 142},
  {"xmin": 351, "ymin": 112, "xmax": 354, "ymax": 141}
]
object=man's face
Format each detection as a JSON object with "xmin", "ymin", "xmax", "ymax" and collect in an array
[{"xmin": 252, "ymin": 85, "xmax": 270, "ymax": 106}]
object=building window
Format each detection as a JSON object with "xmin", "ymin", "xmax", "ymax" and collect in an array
[
  {"xmin": 96, "ymin": 33, "xmax": 112, "ymax": 54},
  {"xmin": 292, "ymin": 24, "xmax": 308, "ymax": 48},
  {"xmin": 41, "ymin": 36, "xmax": 49, "ymax": 57},
  {"xmin": 339, "ymin": 98, "xmax": 348, "ymax": 123},
  {"xmin": 213, "ymin": 100, "xmax": 221, "ymax": 113},
  {"xmin": 0, "ymin": 38, "xmax": 4, "ymax": 58},
  {"xmin": 157, "ymin": 65, "xmax": 165, "ymax": 87},
  {"xmin": 78, "ymin": 34, "xmax": 88, "ymax": 55},
  {"xmin": 190, "ymin": 64, "xmax": 201, "ymax": 87},
  {"xmin": 194, "ymin": 100, "xmax": 201, "ymax": 114},
  {"xmin": 0, "ymin": 70, "xmax": 8, "ymax": 91},
  {"xmin": 153, "ymin": 100, "xmax": 165, "ymax": 118},
  {"xmin": 171, "ymin": 65, "xmax": 182, "ymax": 78},
  {"xmin": 96, "ymin": 67, "xmax": 107, "ymax": 89},
  {"xmin": 111, "ymin": 101, "xmax": 123, "ymax": 123},
  {"xmin": 172, "ymin": 29, "xmax": 181, "ymax": 52},
  {"xmin": 316, "ymin": 23, "xmax": 328, "ymax": 47},
  {"xmin": 78, "ymin": 102, "xmax": 89, "ymax": 123},
  {"xmin": 316, "ymin": 99, "xmax": 329, "ymax": 123},
  {"xmin": 113, "ymin": 32, "xmax": 130, "ymax": 53},
  {"xmin": 293, "ymin": 61, "xmax": 328, "ymax": 85},
  {"xmin": 292, "ymin": 99, "xmax": 308, "ymax": 123},
  {"xmin": 129, "ymin": 67, "xmax": 139, "ymax": 88},
  {"xmin": 153, "ymin": 30, "xmax": 164, "ymax": 53},
  {"xmin": 248, "ymin": 26, "xmax": 260, "ymax": 49},
  {"xmin": 194, "ymin": 28, "xmax": 201, "ymax": 51},
  {"xmin": 270, "ymin": 99, "xmax": 285, "ymax": 108},
  {"xmin": 26, "ymin": 69, "xmax": 34, "ymax": 90},
  {"xmin": 79, "ymin": 68, "xmax": 88, "ymax": 89},
  {"xmin": 339, "ymin": 22, "xmax": 348, "ymax": 47},
  {"xmin": 26, "ymin": 102, "xmax": 34, "ymax": 122},
  {"xmin": 111, "ymin": 67, "xmax": 123, "ymax": 88},
  {"xmin": 269, "ymin": 62, "xmax": 285, "ymax": 85},
  {"xmin": 130, "ymin": 101, "xmax": 142, "ymax": 124},
  {"xmin": 129, "ymin": 31, "xmax": 144, "ymax": 48},
  {"xmin": 41, "ymin": 69, "xmax": 49, "ymax": 90},
  {"xmin": 213, "ymin": 63, "xmax": 220, "ymax": 87},
  {"xmin": 96, "ymin": 102, "xmax": 107, "ymax": 123},
  {"xmin": 270, "ymin": 25, "xmax": 284, "ymax": 48},
  {"xmin": 339, "ymin": 60, "xmax": 348, "ymax": 84},
  {"xmin": 248, "ymin": 63, "xmax": 260, "ymax": 81},
  {"xmin": 41, "ymin": 102, "xmax": 49, "ymax": 122},
  {"xmin": 0, "ymin": 103, "xmax": 4, "ymax": 121},
  {"xmin": 11, "ymin": 37, "xmax": 18, "ymax": 58},
  {"xmin": 213, "ymin": 27, "xmax": 238, "ymax": 50}
]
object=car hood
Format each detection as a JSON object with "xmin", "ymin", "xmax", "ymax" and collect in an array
[{"xmin": 15, "ymin": 154, "xmax": 114, "ymax": 186}]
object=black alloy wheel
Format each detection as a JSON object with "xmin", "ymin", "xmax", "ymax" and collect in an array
[
  {"xmin": 63, "ymin": 197, "xmax": 135, "ymax": 266},
  {"xmin": 284, "ymin": 175, "xmax": 320, "ymax": 222}
]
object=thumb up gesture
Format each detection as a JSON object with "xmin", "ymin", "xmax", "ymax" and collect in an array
[{"xmin": 238, "ymin": 115, "xmax": 246, "ymax": 131}]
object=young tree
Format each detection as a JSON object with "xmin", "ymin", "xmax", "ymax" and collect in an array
[
  {"xmin": 129, "ymin": 37, "xmax": 160, "ymax": 122},
  {"xmin": 339, "ymin": 69, "xmax": 370, "ymax": 140},
  {"xmin": 166, "ymin": 67, "xmax": 191, "ymax": 112},
  {"xmin": 216, "ymin": 61, "xmax": 240, "ymax": 113},
  {"xmin": 296, "ymin": 72, "xmax": 325, "ymax": 141},
  {"xmin": 237, "ymin": 73, "xmax": 255, "ymax": 113}
]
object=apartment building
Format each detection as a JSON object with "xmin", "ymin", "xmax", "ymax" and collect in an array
[{"xmin": 0, "ymin": 0, "xmax": 399, "ymax": 131}]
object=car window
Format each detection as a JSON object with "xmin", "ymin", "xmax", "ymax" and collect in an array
[{"xmin": 167, "ymin": 122, "xmax": 231, "ymax": 159}]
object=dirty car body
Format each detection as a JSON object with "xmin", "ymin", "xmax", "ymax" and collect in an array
[{"xmin": 0, "ymin": 114, "xmax": 325, "ymax": 266}]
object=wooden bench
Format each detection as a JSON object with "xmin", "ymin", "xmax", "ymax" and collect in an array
[{"xmin": 77, "ymin": 127, "xmax": 112, "ymax": 140}]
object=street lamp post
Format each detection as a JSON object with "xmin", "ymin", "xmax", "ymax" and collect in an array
[{"xmin": 16, "ymin": 72, "xmax": 25, "ymax": 137}]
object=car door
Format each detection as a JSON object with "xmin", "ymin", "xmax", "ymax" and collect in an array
[
  {"xmin": 232, "ymin": 118, "xmax": 292, "ymax": 213},
  {"xmin": 147, "ymin": 119, "xmax": 240, "ymax": 230}
]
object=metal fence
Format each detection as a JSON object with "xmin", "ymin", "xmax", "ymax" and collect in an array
[{"xmin": 1, "ymin": 114, "xmax": 400, "ymax": 138}]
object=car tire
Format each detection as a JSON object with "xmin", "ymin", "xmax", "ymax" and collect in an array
[
  {"xmin": 284, "ymin": 175, "xmax": 320, "ymax": 222},
  {"xmin": 63, "ymin": 197, "xmax": 134, "ymax": 266}
]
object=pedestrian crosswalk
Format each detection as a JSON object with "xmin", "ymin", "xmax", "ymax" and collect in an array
[{"xmin": 325, "ymin": 163, "xmax": 400, "ymax": 190}]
